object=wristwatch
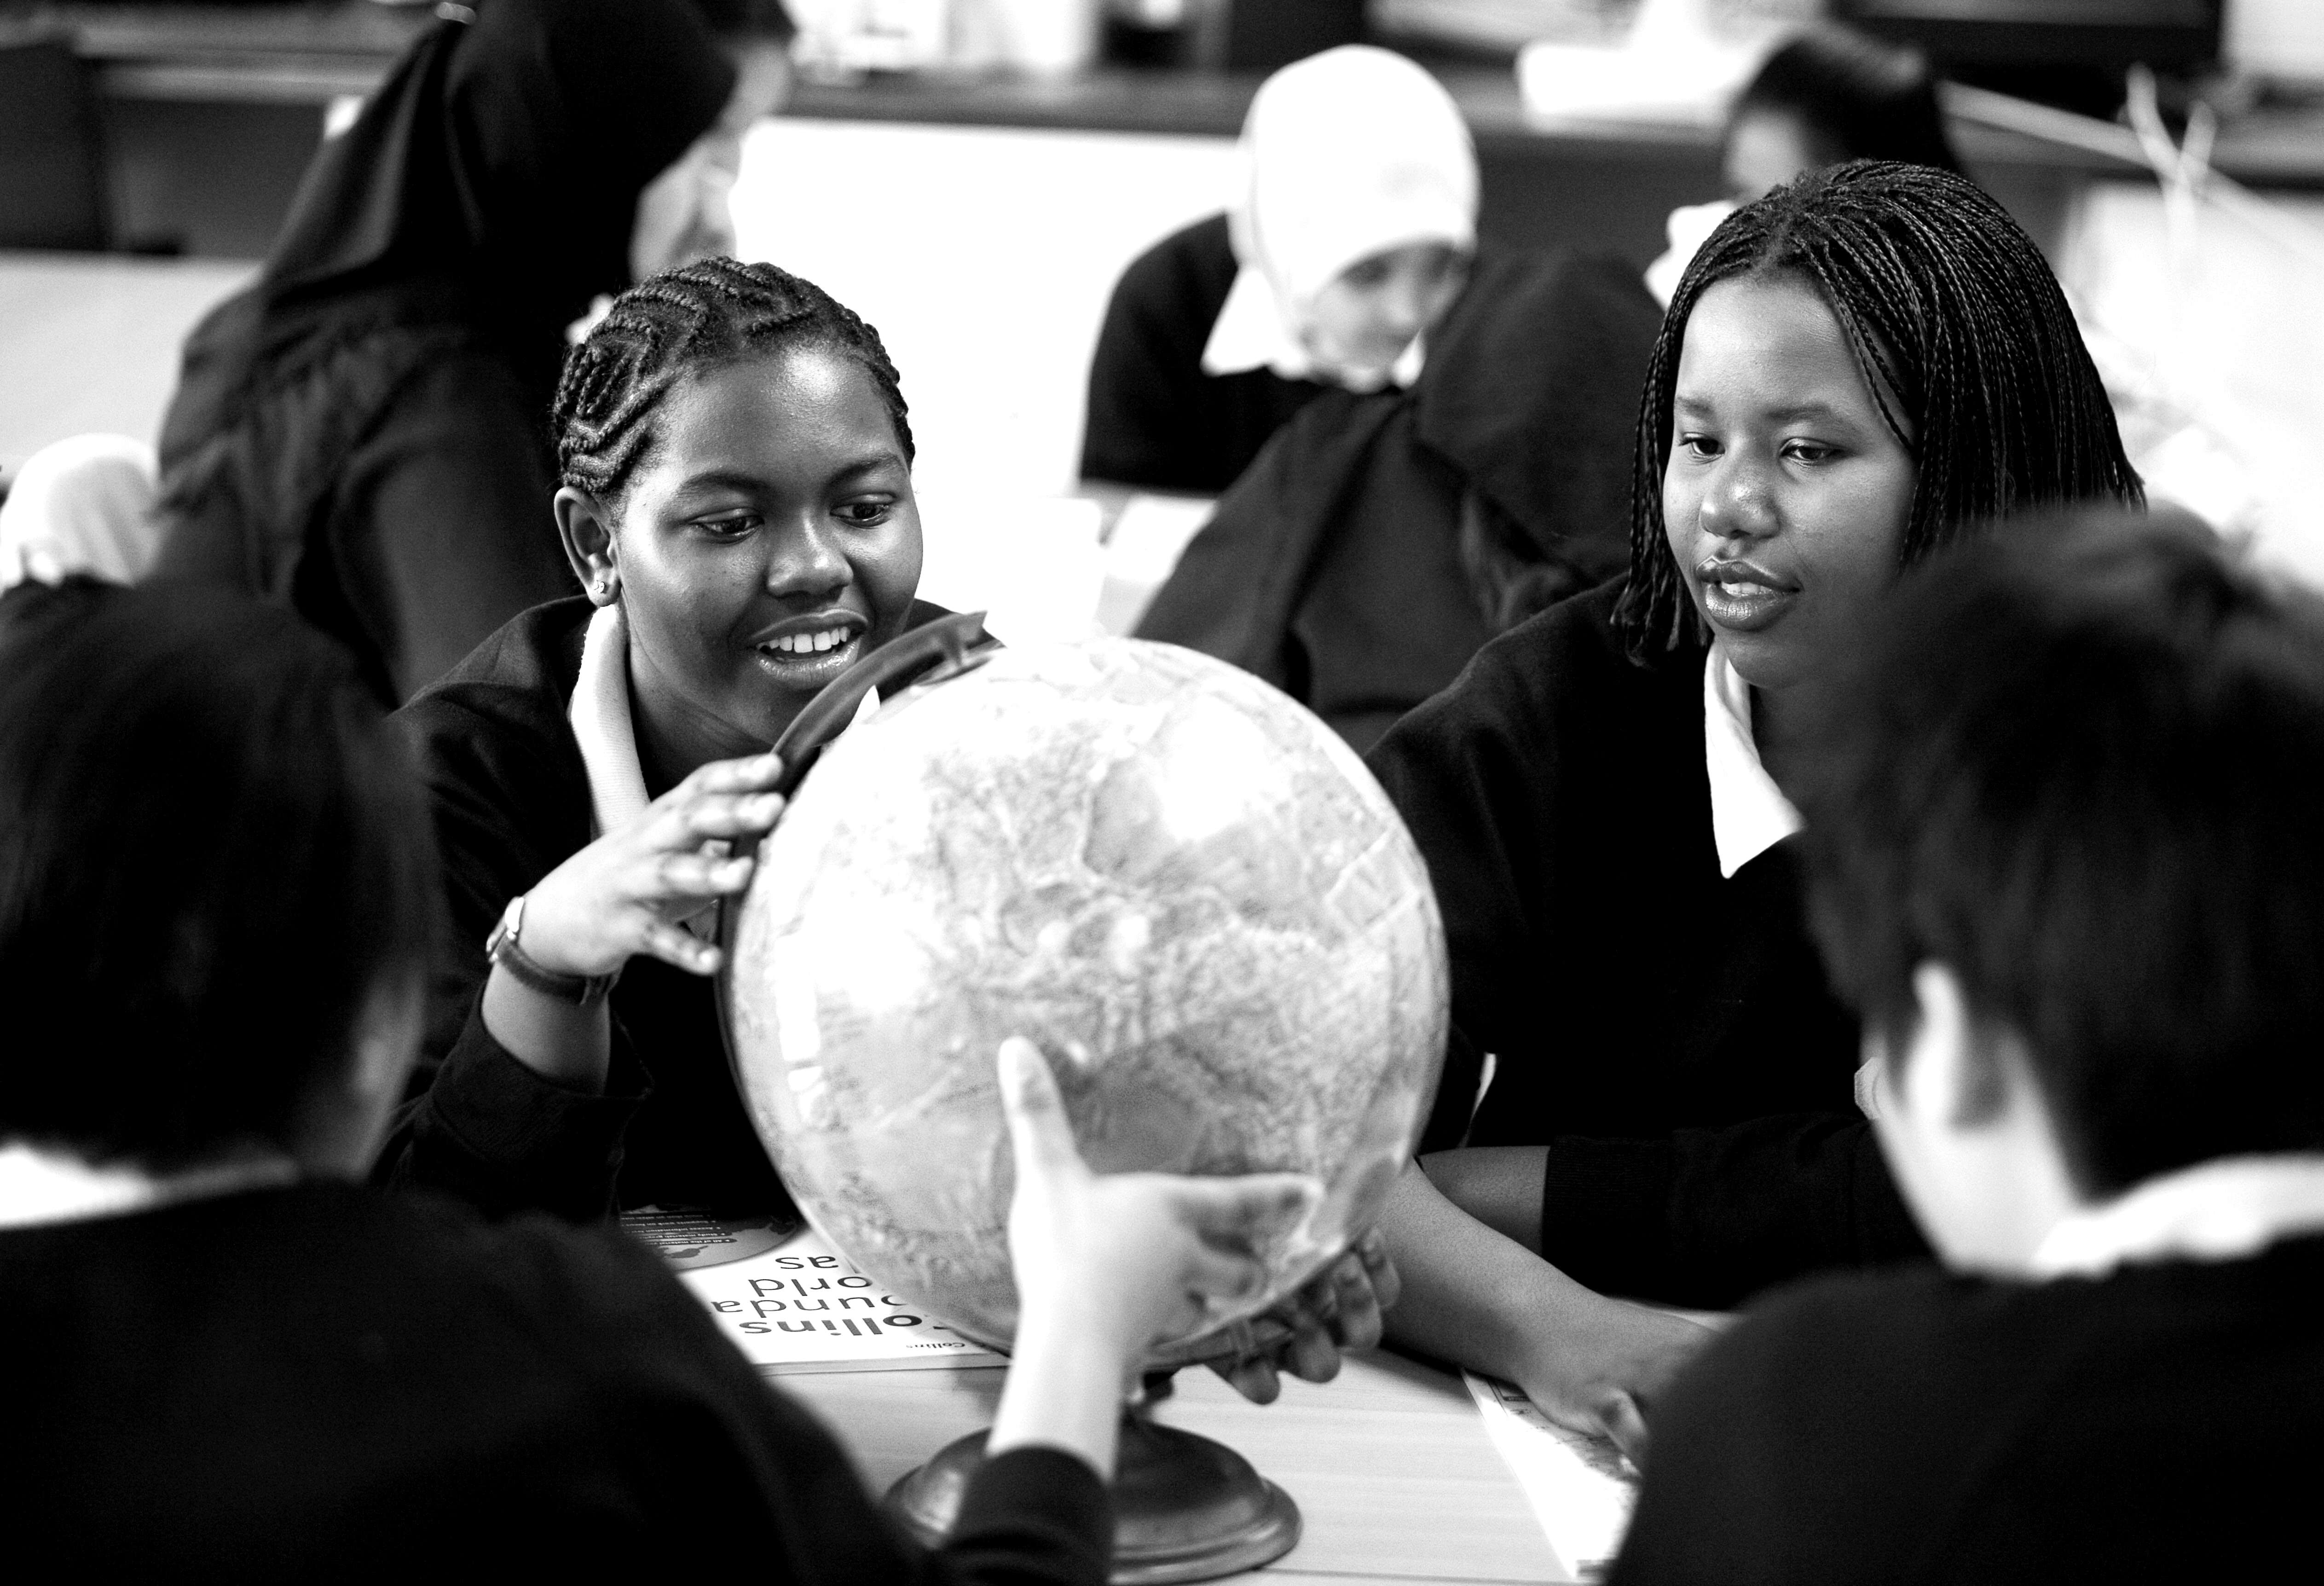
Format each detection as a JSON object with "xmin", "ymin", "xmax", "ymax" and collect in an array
[{"xmin": 485, "ymin": 893, "xmax": 620, "ymax": 1005}]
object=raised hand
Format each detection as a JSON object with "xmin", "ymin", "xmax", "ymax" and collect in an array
[{"xmin": 996, "ymin": 1037, "xmax": 1324, "ymax": 1380}]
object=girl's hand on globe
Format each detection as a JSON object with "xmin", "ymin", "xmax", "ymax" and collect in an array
[
  {"xmin": 1209, "ymin": 1229, "xmax": 1402, "ymax": 1404},
  {"xmin": 517, "ymin": 751, "xmax": 788, "ymax": 980},
  {"xmin": 988, "ymin": 1037, "xmax": 1324, "ymax": 1476}
]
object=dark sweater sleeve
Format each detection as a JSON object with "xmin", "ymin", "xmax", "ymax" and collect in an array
[
  {"xmin": 383, "ymin": 994, "xmax": 646, "ymax": 1220},
  {"xmin": 1540, "ymin": 1114, "xmax": 1923, "ymax": 1306},
  {"xmin": 376, "ymin": 686, "xmax": 644, "ymax": 1219},
  {"xmin": 1080, "ymin": 221, "xmax": 1221, "ymax": 490},
  {"xmin": 1364, "ymin": 630, "xmax": 1564, "ymax": 1152},
  {"xmin": 529, "ymin": 1222, "xmax": 1112, "ymax": 1586}
]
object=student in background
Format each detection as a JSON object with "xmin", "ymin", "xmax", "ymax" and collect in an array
[
  {"xmin": 1646, "ymin": 25, "xmax": 1960, "ymax": 305},
  {"xmin": 1613, "ymin": 511, "xmax": 2324, "ymax": 1583},
  {"xmin": 150, "ymin": 0, "xmax": 795, "ymax": 707},
  {"xmin": 1080, "ymin": 46, "xmax": 1479, "ymax": 495},
  {"xmin": 0, "ymin": 577, "xmax": 1313, "ymax": 1580},
  {"xmin": 1366, "ymin": 163, "xmax": 2142, "ymax": 1455},
  {"xmin": 1124, "ymin": 49, "xmax": 1662, "ymax": 752}
]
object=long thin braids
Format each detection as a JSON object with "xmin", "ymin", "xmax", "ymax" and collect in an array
[
  {"xmin": 1612, "ymin": 161, "xmax": 2142, "ymax": 664},
  {"xmin": 552, "ymin": 256, "xmax": 912, "ymax": 503}
]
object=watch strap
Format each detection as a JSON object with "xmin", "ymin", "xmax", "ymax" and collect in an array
[{"xmin": 486, "ymin": 894, "xmax": 620, "ymax": 1006}]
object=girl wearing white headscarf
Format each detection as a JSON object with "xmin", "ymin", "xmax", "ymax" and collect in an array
[
  {"xmin": 0, "ymin": 435, "xmax": 161, "ymax": 593},
  {"xmin": 1127, "ymin": 52, "xmax": 1663, "ymax": 753},
  {"xmin": 1080, "ymin": 46, "xmax": 1479, "ymax": 493}
]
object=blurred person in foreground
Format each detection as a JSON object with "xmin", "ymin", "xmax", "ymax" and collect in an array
[
  {"xmin": 1613, "ymin": 509, "xmax": 2324, "ymax": 1581},
  {"xmin": 0, "ymin": 577, "xmax": 1318, "ymax": 1579},
  {"xmin": 151, "ymin": 0, "xmax": 794, "ymax": 707}
]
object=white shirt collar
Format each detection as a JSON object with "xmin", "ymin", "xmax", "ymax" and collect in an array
[
  {"xmin": 2030, "ymin": 1154, "xmax": 2324, "ymax": 1279},
  {"xmin": 1703, "ymin": 643, "xmax": 1803, "ymax": 878},
  {"xmin": 567, "ymin": 600, "xmax": 880, "ymax": 842},
  {"xmin": 570, "ymin": 601, "xmax": 652, "ymax": 840},
  {"xmin": 0, "ymin": 1140, "xmax": 297, "ymax": 1230},
  {"xmin": 1199, "ymin": 263, "xmax": 1425, "ymax": 392}
]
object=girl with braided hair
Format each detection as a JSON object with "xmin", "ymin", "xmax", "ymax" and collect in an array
[
  {"xmin": 1361, "ymin": 161, "xmax": 2141, "ymax": 1458},
  {"xmin": 383, "ymin": 256, "xmax": 934, "ymax": 1223},
  {"xmin": 388, "ymin": 253, "xmax": 1389, "ymax": 1407},
  {"xmin": 150, "ymin": 0, "xmax": 795, "ymax": 707}
]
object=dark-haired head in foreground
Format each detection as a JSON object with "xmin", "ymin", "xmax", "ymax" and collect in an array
[
  {"xmin": 1805, "ymin": 507, "xmax": 2324, "ymax": 1255},
  {"xmin": 0, "ymin": 580, "xmax": 437, "ymax": 1175},
  {"xmin": 1607, "ymin": 504, "xmax": 2324, "ymax": 1586}
]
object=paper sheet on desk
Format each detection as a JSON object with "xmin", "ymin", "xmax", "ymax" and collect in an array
[
  {"xmin": 680, "ymin": 1227, "xmax": 1006, "ymax": 1376},
  {"xmin": 1463, "ymin": 1371, "xmax": 1638, "ymax": 1583}
]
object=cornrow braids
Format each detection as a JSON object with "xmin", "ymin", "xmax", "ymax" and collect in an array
[
  {"xmin": 1611, "ymin": 161, "xmax": 2142, "ymax": 665},
  {"xmin": 552, "ymin": 256, "xmax": 913, "ymax": 506}
]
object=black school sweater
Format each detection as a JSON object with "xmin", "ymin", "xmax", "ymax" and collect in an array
[
  {"xmin": 1365, "ymin": 581, "xmax": 1925, "ymax": 1306},
  {"xmin": 1078, "ymin": 213, "xmax": 1325, "ymax": 493},
  {"xmin": 4, "ymin": 1182, "xmax": 1106, "ymax": 1582},
  {"xmin": 1611, "ymin": 1234, "xmax": 2324, "ymax": 1585},
  {"xmin": 383, "ymin": 595, "xmax": 950, "ymax": 1221}
]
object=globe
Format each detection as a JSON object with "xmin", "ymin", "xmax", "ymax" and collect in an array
[{"xmin": 725, "ymin": 636, "xmax": 1447, "ymax": 1365}]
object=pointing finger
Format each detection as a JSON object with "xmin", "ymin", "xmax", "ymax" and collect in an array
[{"xmin": 997, "ymin": 1038, "xmax": 1084, "ymax": 1183}]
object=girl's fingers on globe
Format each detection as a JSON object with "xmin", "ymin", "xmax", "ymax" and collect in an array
[
  {"xmin": 647, "ymin": 851, "xmax": 752, "ymax": 898},
  {"xmin": 686, "ymin": 749, "xmax": 785, "ymax": 794},
  {"xmin": 1352, "ymin": 1227, "xmax": 1401, "ymax": 1312},
  {"xmin": 1286, "ymin": 1309, "xmax": 1341, "ymax": 1383},
  {"xmin": 682, "ymin": 790, "xmax": 785, "ymax": 838},
  {"xmin": 637, "ymin": 917, "xmax": 719, "ymax": 975},
  {"xmin": 997, "ymin": 1038, "xmax": 1082, "ymax": 1179},
  {"xmin": 1214, "ymin": 1351, "xmax": 1282, "ymax": 1405},
  {"xmin": 1172, "ymin": 1173, "xmax": 1322, "ymax": 1241},
  {"xmin": 1329, "ymin": 1257, "xmax": 1387, "ymax": 1349}
]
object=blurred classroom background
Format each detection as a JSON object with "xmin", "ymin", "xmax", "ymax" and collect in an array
[{"xmin": 5, "ymin": 0, "xmax": 2323, "ymax": 623}]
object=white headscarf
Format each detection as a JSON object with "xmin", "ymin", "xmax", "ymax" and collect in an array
[
  {"xmin": 0, "ymin": 434, "xmax": 162, "ymax": 592},
  {"xmin": 1202, "ymin": 46, "xmax": 1478, "ymax": 391}
]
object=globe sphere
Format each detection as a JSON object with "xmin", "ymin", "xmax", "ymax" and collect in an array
[{"xmin": 725, "ymin": 637, "xmax": 1447, "ymax": 1363}]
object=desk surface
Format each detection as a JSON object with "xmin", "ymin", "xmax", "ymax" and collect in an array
[{"xmin": 783, "ymin": 1351, "xmax": 1573, "ymax": 1586}]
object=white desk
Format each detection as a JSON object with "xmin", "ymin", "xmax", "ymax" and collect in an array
[{"xmin": 784, "ymin": 1350, "xmax": 1574, "ymax": 1586}]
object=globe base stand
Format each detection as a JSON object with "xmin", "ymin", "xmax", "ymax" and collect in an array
[{"xmin": 885, "ymin": 1374, "xmax": 1301, "ymax": 1584}]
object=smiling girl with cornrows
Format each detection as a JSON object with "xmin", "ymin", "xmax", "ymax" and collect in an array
[
  {"xmin": 383, "ymin": 258, "xmax": 944, "ymax": 1223},
  {"xmin": 382, "ymin": 259, "xmax": 1387, "ymax": 1404},
  {"xmin": 1361, "ymin": 162, "xmax": 2145, "ymax": 1458}
]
